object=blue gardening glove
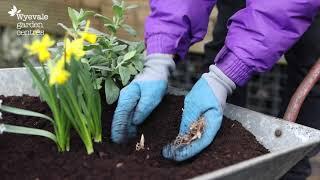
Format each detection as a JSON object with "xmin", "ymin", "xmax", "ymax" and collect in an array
[
  {"xmin": 111, "ymin": 54, "xmax": 175, "ymax": 143},
  {"xmin": 162, "ymin": 65, "xmax": 236, "ymax": 161}
]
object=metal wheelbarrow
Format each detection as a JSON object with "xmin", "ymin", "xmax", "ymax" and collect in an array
[{"xmin": 0, "ymin": 67, "xmax": 319, "ymax": 180}]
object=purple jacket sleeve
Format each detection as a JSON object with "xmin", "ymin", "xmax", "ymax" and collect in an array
[
  {"xmin": 145, "ymin": 0, "xmax": 216, "ymax": 59},
  {"xmin": 215, "ymin": 0, "xmax": 320, "ymax": 85},
  {"xmin": 145, "ymin": 0, "xmax": 320, "ymax": 86}
]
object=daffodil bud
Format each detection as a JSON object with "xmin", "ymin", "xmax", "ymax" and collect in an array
[{"xmin": 0, "ymin": 124, "xmax": 5, "ymax": 134}]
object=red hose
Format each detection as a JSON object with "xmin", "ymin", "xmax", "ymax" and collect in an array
[{"xmin": 283, "ymin": 59, "xmax": 320, "ymax": 122}]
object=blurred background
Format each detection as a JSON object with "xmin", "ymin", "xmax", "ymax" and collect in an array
[{"xmin": 0, "ymin": 0, "xmax": 287, "ymax": 116}]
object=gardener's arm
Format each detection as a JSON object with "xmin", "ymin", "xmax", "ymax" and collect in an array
[
  {"xmin": 158, "ymin": 0, "xmax": 320, "ymax": 161},
  {"xmin": 215, "ymin": 0, "xmax": 320, "ymax": 86},
  {"xmin": 145, "ymin": 0, "xmax": 216, "ymax": 59}
]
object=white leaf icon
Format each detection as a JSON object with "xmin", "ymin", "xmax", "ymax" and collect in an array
[{"xmin": 8, "ymin": 5, "xmax": 20, "ymax": 16}]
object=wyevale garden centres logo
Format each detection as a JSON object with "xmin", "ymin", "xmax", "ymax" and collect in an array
[{"xmin": 8, "ymin": 5, "xmax": 49, "ymax": 36}]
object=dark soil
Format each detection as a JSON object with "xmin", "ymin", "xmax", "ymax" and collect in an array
[{"xmin": 0, "ymin": 95, "xmax": 269, "ymax": 180}]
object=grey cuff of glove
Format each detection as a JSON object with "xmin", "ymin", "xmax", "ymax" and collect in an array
[
  {"xmin": 202, "ymin": 65, "xmax": 236, "ymax": 109},
  {"xmin": 145, "ymin": 53, "xmax": 176, "ymax": 72},
  {"xmin": 135, "ymin": 54, "xmax": 176, "ymax": 81}
]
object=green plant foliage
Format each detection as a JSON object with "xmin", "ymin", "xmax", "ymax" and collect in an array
[{"xmin": 60, "ymin": 0, "xmax": 144, "ymax": 104}]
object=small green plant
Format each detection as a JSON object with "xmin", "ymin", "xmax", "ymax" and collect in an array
[{"xmin": 59, "ymin": 0, "xmax": 144, "ymax": 104}]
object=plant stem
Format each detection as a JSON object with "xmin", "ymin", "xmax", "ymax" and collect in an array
[
  {"xmin": 65, "ymin": 86, "xmax": 94, "ymax": 154},
  {"xmin": 94, "ymin": 134, "xmax": 102, "ymax": 142}
]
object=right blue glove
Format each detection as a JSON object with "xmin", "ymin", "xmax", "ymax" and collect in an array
[
  {"xmin": 162, "ymin": 65, "xmax": 236, "ymax": 161},
  {"xmin": 111, "ymin": 54, "xmax": 175, "ymax": 144}
]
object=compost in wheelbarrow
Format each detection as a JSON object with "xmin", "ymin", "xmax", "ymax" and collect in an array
[{"xmin": 0, "ymin": 95, "xmax": 268, "ymax": 179}]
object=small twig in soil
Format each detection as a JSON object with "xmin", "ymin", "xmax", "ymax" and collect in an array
[
  {"xmin": 136, "ymin": 134, "xmax": 145, "ymax": 151},
  {"xmin": 116, "ymin": 162, "xmax": 124, "ymax": 168},
  {"xmin": 173, "ymin": 117, "xmax": 205, "ymax": 147},
  {"xmin": 231, "ymin": 123, "xmax": 235, "ymax": 128}
]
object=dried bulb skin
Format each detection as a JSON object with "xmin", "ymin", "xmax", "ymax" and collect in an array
[{"xmin": 173, "ymin": 117, "xmax": 205, "ymax": 147}]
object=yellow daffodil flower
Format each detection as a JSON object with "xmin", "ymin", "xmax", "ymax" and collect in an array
[
  {"xmin": 49, "ymin": 58, "xmax": 70, "ymax": 85},
  {"xmin": 64, "ymin": 38, "xmax": 85, "ymax": 62},
  {"xmin": 80, "ymin": 32, "xmax": 97, "ymax": 44},
  {"xmin": 24, "ymin": 34, "xmax": 55, "ymax": 63},
  {"xmin": 80, "ymin": 20, "xmax": 97, "ymax": 44}
]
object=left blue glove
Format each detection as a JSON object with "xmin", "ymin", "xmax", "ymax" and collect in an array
[
  {"xmin": 163, "ymin": 65, "xmax": 236, "ymax": 161},
  {"xmin": 111, "ymin": 54, "xmax": 175, "ymax": 144}
]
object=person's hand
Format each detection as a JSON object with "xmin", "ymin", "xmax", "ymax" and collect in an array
[
  {"xmin": 111, "ymin": 54, "xmax": 175, "ymax": 143},
  {"xmin": 162, "ymin": 65, "xmax": 235, "ymax": 161}
]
